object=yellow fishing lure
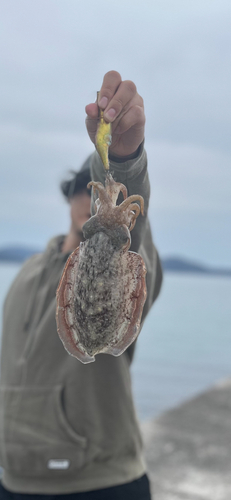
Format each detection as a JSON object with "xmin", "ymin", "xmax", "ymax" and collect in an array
[{"xmin": 95, "ymin": 92, "xmax": 112, "ymax": 170}]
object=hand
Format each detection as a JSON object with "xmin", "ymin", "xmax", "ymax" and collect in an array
[{"xmin": 85, "ymin": 71, "xmax": 145, "ymax": 158}]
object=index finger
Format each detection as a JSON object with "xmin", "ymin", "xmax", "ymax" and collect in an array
[{"xmin": 98, "ymin": 71, "xmax": 122, "ymax": 109}]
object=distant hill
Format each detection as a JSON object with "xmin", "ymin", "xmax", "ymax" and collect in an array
[
  {"xmin": 0, "ymin": 245, "xmax": 231, "ymax": 277},
  {"xmin": 0, "ymin": 245, "xmax": 41, "ymax": 263},
  {"xmin": 161, "ymin": 256, "xmax": 231, "ymax": 277}
]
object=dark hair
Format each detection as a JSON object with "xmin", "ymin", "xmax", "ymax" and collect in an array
[{"xmin": 61, "ymin": 169, "xmax": 91, "ymax": 200}]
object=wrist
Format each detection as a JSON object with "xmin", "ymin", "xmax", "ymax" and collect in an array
[{"xmin": 109, "ymin": 142, "xmax": 143, "ymax": 164}]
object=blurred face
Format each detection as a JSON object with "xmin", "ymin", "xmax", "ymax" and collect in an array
[{"xmin": 70, "ymin": 190, "xmax": 91, "ymax": 238}]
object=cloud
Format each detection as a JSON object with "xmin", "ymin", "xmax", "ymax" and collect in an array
[
  {"xmin": 146, "ymin": 140, "xmax": 231, "ymax": 213},
  {"xmin": 0, "ymin": 0, "xmax": 230, "ymax": 264},
  {"xmin": 1, "ymin": 0, "xmax": 231, "ymax": 147}
]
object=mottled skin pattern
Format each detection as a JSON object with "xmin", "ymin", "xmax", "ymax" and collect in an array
[
  {"xmin": 73, "ymin": 233, "xmax": 127, "ymax": 354},
  {"xmin": 56, "ymin": 174, "xmax": 147, "ymax": 364}
]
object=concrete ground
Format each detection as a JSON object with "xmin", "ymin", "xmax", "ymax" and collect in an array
[{"xmin": 141, "ymin": 378, "xmax": 231, "ymax": 500}]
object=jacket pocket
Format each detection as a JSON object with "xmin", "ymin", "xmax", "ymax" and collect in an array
[{"xmin": 0, "ymin": 385, "xmax": 87, "ymax": 477}]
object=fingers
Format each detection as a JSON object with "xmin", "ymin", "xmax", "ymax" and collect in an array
[
  {"xmin": 104, "ymin": 80, "xmax": 137, "ymax": 122},
  {"xmin": 86, "ymin": 71, "xmax": 142, "ymax": 125},
  {"xmin": 85, "ymin": 70, "xmax": 145, "ymax": 155},
  {"xmin": 113, "ymin": 103, "xmax": 145, "ymax": 135},
  {"xmin": 98, "ymin": 71, "xmax": 122, "ymax": 110},
  {"xmin": 98, "ymin": 71, "xmax": 137, "ymax": 123},
  {"xmin": 85, "ymin": 102, "xmax": 98, "ymax": 119}
]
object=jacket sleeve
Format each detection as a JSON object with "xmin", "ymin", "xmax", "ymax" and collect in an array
[{"xmin": 89, "ymin": 146, "xmax": 163, "ymax": 359}]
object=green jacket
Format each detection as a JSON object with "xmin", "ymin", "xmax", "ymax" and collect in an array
[{"xmin": 0, "ymin": 148, "xmax": 162, "ymax": 494}]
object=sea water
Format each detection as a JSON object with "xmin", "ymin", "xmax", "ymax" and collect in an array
[{"xmin": 0, "ymin": 262, "xmax": 231, "ymax": 421}]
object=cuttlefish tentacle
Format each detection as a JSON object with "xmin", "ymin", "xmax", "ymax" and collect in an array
[
  {"xmin": 129, "ymin": 203, "xmax": 141, "ymax": 218},
  {"xmin": 118, "ymin": 195, "xmax": 144, "ymax": 216},
  {"xmin": 128, "ymin": 203, "xmax": 141, "ymax": 231},
  {"xmin": 87, "ymin": 177, "xmax": 144, "ymax": 234},
  {"xmin": 87, "ymin": 180, "xmax": 109, "ymax": 212},
  {"xmin": 87, "ymin": 180, "xmax": 111, "ymax": 207},
  {"xmin": 115, "ymin": 183, "xmax": 128, "ymax": 201},
  {"xmin": 106, "ymin": 181, "xmax": 128, "ymax": 206},
  {"xmin": 88, "ymin": 176, "xmax": 128, "ymax": 208},
  {"xmin": 105, "ymin": 176, "xmax": 128, "ymax": 204},
  {"xmin": 87, "ymin": 180, "xmax": 107, "ymax": 198}
]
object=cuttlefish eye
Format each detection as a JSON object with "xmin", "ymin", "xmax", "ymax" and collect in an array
[
  {"xmin": 82, "ymin": 216, "xmax": 103, "ymax": 240},
  {"xmin": 107, "ymin": 226, "xmax": 131, "ymax": 250}
]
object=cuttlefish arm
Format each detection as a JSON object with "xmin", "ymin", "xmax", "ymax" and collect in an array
[{"xmin": 95, "ymin": 91, "xmax": 112, "ymax": 170}]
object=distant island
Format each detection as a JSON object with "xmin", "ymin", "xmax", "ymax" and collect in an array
[
  {"xmin": 0, "ymin": 245, "xmax": 41, "ymax": 263},
  {"xmin": 0, "ymin": 245, "xmax": 231, "ymax": 277},
  {"xmin": 161, "ymin": 256, "xmax": 231, "ymax": 277}
]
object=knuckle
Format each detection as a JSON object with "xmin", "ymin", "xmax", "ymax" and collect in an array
[
  {"xmin": 101, "ymin": 86, "xmax": 114, "ymax": 98},
  {"xmin": 112, "ymin": 96, "xmax": 124, "ymax": 110},
  {"xmin": 124, "ymin": 80, "xmax": 137, "ymax": 96},
  {"xmin": 134, "ymin": 105, "xmax": 146, "ymax": 124},
  {"xmin": 102, "ymin": 71, "xmax": 122, "ymax": 96}
]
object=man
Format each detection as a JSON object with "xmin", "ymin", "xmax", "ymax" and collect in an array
[
  {"xmin": 61, "ymin": 166, "xmax": 92, "ymax": 254},
  {"xmin": 0, "ymin": 71, "xmax": 162, "ymax": 499}
]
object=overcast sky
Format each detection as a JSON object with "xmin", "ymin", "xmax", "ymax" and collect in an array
[{"xmin": 0, "ymin": 0, "xmax": 230, "ymax": 266}]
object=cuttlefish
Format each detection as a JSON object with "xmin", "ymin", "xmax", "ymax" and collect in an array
[{"xmin": 56, "ymin": 96, "xmax": 147, "ymax": 363}]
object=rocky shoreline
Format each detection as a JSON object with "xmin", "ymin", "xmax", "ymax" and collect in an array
[{"xmin": 141, "ymin": 378, "xmax": 231, "ymax": 499}]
